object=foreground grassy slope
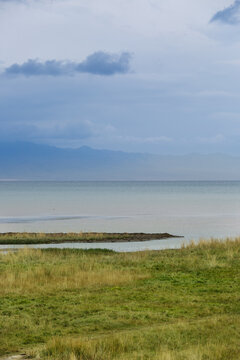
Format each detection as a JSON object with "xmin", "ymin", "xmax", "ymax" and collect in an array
[
  {"xmin": 0, "ymin": 239, "xmax": 239, "ymax": 359},
  {"xmin": 0, "ymin": 232, "xmax": 175, "ymax": 244}
]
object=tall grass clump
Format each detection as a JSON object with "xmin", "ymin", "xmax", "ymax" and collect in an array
[
  {"xmin": 0, "ymin": 248, "xmax": 148, "ymax": 295},
  {"xmin": 41, "ymin": 315, "xmax": 240, "ymax": 360}
]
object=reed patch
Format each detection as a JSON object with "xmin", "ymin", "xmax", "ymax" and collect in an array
[{"xmin": 0, "ymin": 249, "xmax": 148, "ymax": 295}]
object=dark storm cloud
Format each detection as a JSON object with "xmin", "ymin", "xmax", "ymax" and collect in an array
[
  {"xmin": 5, "ymin": 51, "xmax": 132, "ymax": 77},
  {"xmin": 211, "ymin": 1, "xmax": 240, "ymax": 24},
  {"xmin": 5, "ymin": 60, "xmax": 74, "ymax": 77},
  {"xmin": 76, "ymin": 51, "xmax": 131, "ymax": 75}
]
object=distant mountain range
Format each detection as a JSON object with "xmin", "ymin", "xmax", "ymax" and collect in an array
[{"xmin": 0, "ymin": 141, "xmax": 240, "ymax": 180}]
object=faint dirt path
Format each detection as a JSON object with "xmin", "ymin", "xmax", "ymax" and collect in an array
[{"xmin": 0, "ymin": 355, "xmax": 30, "ymax": 360}]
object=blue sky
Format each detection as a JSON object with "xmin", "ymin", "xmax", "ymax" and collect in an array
[{"xmin": 1, "ymin": 0, "xmax": 240, "ymax": 154}]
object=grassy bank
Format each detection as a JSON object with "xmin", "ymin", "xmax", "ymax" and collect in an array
[
  {"xmin": 0, "ymin": 232, "xmax": 177, "ymax": 245},
  {"xmin": 0, "ymin": 238, "xmax": 239, "ymax": 359}
]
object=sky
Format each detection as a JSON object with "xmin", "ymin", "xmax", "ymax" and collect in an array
[{"xmin": 1, "ymin": 0, "xmax": 240, "ymax": 154}]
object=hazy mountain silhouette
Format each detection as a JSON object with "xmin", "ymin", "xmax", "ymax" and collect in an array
[{"xmin": 0, "ymin": 141, "xmax": 240, "ymax": 180}]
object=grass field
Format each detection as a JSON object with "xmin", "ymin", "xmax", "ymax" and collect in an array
[
  {"xmin": 0, "ymin": 232, "xmax": 175, "ymax": 245},
  {"xmin": 0, "ymin": 238, "xmax": 239, "ymax": 359}
]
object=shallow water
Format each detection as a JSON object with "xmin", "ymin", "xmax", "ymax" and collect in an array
[
  {"xmin": 0, "ymin": 238, "xmax": 185, "ymax": 252},
  {"xmin": 0, "ymin": 181, "xmax": 240, "ymax": 251}
]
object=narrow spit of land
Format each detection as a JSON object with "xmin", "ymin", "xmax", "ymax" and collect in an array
[{"xmin": 0, "ymin": 232, "xmax": 180, "ymax": 245}]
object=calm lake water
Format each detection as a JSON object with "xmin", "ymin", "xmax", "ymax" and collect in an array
[{"xmin": 0, "ymin": 181, "xmax": 240, "ymax": 251}]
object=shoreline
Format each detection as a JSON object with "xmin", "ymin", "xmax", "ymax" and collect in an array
[{"xmin": 0, "ymin": 232, "xmax": 182, "ymax": 245}]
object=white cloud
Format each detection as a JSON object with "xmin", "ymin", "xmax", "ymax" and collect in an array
[
  {"xmin": 117, "ymin": 136, "xmax": 173, "ymax": 144},
  {"xmin": 197, "ymin": 134, "xmax": 225, "ymax": 144}
]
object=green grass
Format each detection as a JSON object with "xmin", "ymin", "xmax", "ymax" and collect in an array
[
  {"xmin": 0, "ymin": 232, "xmax": 175, "ymax": 244},
  {"xmin": 0, "ymin": 238, "xmax": 239, "ymax": 359}
]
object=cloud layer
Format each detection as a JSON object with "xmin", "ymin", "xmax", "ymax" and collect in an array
[
  {"xmin": 5, "ymin": 51, "xmax": 132, "ymax": 77},
  {"xmin": 211, "ymin": 0, "xmax": 240, "ymax": 24},
  {"xmin": 1, "ymin": 1, "xmax": 240, "ymax": 155}
]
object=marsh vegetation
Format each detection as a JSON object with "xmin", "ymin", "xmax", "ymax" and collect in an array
[
  {"xmin": 0, "ymin": 238, "xmax": 239, "ymax": 359},
  {"xmin": 0, "ymin": 232, "xmax": 176, "ymax": 245}
]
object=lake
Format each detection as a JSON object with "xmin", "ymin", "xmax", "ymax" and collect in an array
[{"xmin": 1, "ymin": 181, "xmax": 240, "ymax": 251}]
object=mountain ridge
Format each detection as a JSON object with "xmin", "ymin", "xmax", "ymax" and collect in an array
[{"xmin": 1, "ymin": 141, "xmax": 240, "ymax": 180}]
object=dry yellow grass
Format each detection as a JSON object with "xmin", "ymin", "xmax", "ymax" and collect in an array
[
  {"xmin": 0, "ymin": 248, "xmax": 148, "ymax": 295},
  {"xmin": 182, "ymin": 236, "xmax": 240, "ymax": 250},
  {"xmin": 40, "ymin": 315, "xmax": 240, "ymax": 360}
]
